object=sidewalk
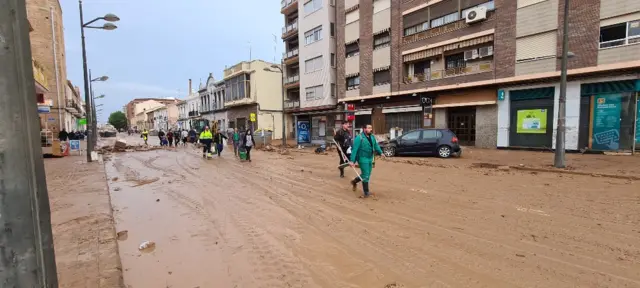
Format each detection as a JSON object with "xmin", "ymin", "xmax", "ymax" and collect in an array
[{"xmin": 45, "ymin": 156, "xmax": 123, "ymax": 288}]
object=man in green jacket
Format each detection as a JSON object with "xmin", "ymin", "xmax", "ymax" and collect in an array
[{"xmin": 349, "ymin": 124, "xmax": 384, "ymax": 198}]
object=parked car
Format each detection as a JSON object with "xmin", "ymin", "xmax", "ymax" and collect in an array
[{"xmin": 380, "ymin": 128, "xmax": 461, "ymax": 158}]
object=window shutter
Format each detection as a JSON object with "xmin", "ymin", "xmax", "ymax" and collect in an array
[{"xmin": 516, "ymin": 31, "xmax": 557, "ymax": 61}]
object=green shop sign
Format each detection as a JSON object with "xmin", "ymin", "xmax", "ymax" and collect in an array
[
  {"xmin": 592, "ymin": 94, "xmax": 621, "ymax": 151},
  {"xmin": 78, "ymin": 118, "xmax": 87, "ymax": 125},
  {"xmin": 516, "ymin": 109, "xmax": 547, "ymax": 134}
]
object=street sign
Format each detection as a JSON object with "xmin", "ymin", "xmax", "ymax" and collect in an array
[
  {"xmin": 250, "ymin": 113, "xmax": 256, "ymax": 122},
  {"xmin": 69, "ymin": 140, "xmax": 80, "ymax": 151}
]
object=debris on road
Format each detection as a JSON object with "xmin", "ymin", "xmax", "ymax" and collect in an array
[
  {"xmin": 138, "ymin": 241, "xmax": 156, "ymax": 252},
  {"xmin": 112, "ymin": 177, "xmax": 119, "ymax": 181},
  {"xmin": 116, "ymin": 230, "xmax": 128, "ymax": 241}
]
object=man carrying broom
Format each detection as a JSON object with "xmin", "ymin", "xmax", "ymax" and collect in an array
[
  {"xmin": 349, "ymin": 124, "xmax": 384, "ymax": 198},
  {"xmin": 334, "ymin": 122, "xmax": 352, "ymax": 178}
]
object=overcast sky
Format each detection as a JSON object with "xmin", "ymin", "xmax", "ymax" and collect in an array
[{"xmin": 61, "ymin": 0, "xmax": 283, "ymax": 122}]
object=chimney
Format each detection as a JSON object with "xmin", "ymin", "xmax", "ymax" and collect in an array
[
  {"xmin": 188, "ymin": 79, "xmax": 192, "ymax": 94},
  {"xmin": 209, "ymin": 72, "xmax": 212, "ymax": 77}
]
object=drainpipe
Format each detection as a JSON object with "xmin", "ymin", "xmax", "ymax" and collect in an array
[{"xmin": 51, "ymin": 7, "xmax": 63, "ymax": 130}]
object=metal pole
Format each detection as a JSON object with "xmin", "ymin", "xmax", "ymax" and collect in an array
[
  {"xmin": 80, "ymin": 0, "xmax": 93, "ymax": 162},
  {"xmin": 554, "ymin": 0, "xmax": 570, "ymax": 168},
  {"xmin": 281, "ymin": 61, "xmax": 286, "ymax": 147},
  {"xmin": 0, "ymin": 0, "xmax": 58, "ymax": 285}
]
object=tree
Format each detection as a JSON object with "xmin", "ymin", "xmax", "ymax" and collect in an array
[{"xmin": 108, "ymin": 111, "xmax": 128, "ymax": 130}]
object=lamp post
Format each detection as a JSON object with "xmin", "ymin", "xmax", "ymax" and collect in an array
[
  {"xmin": 554, "ymin": 0, "xmax": 570, "ymax": 168},
  {"xmin": 79, "ymin": 0, "xmax": 119, "ymax": 162},
  {"xmin": 263, "ymin": 62, "xmax": 286, "ymax": 147},
  {"xmin": 90, "ymin": 74, "xmax": 108, "ymax": 145}
]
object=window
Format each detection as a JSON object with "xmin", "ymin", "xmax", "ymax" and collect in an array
[
  {"xmin": 225, "ymin": 74, "xmax": 248, "ymax": 100},
  {"xmin": 331, "ymin": 83, "xmax": 336, "ymax": 98},
  {"xmin": 461, "ymin": 1, "xmax": 495, "ymax": 18},
  {"xmin": 347, "ymin": 76, "xmax": 360, "ymax": 90},
  {"xmin": 405, "ymin": 59, "xmax": 430, "ymax": 80},
  {"xmin": 422, "ymin": 130, "xmax": 441, "ymax": 139},
  {"xmin": 401, "ymin": 130, "xmax": 420, "ymax": 141},
  {"xmin": 305, "ymin": 56, "xmax": 323, "ymax": 73},
  {"xmin": 304, "ymin": 26, "xmax": 323, "ymax": 45},
  {"xmin": 385, "ymin": 112, "xmax": 422, "ymax": 132},
  {"xmin": 330, "ymin": 53, "xmax": 336, "ymax": 67},
  {"xmin": 374, "ymin": 70, "xmax": 390, "ymax": 86},
  {"xmin": 431, "ymin": 12, "xmax": 458, "ymax": 28},
  {"xmin": 446, "ymin": 53, "xmax": 466, "ymax": 69},
  {"xmin": 303, "ymin": 0, "xmax": 322, "ymax": 14},
  {"xmin": 404, "ymin": 22, "xmax": 429, "ymax": 36},
  {"xmin": 346, "ymin": 42, "xmax": 359, "ymax": 57},
  {"xmin": 600, "ymin": 20, "xmax": 640, "ymax": 48},
  {"xmin": 330, "ymin": 22, "xmax": 335, "ymax": 37},
  {"xmin": 374, "ymin": 32, "xmax": 390, "ymax": 49},
  {"xmin": 305, "ymin": 85, "xmax": 323, "ymax": 101}
]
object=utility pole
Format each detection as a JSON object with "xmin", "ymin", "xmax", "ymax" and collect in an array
[
  {"xmin": 0, "ymin": 0, "xmax": 59, "ymax": 286},
  {"xmin": 554, "ymin": 0, "xmax": 570, "ymax": 168}
]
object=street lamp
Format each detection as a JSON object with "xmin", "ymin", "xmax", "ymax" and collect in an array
[
  {"xmin": 263, "ymin": 63, "xmax": 286, "ymax": 147},
  {"xmin": 89, "ymin": 73, "xmax": 108, "ymax": 145},
  {"xmin": 79, "ymin": 0, "xmax": 119, "ymax": 162}
]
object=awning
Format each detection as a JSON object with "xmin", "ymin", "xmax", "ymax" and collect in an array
[
  {"xmin": 373, "ymin": 66, "xmax": 390, "ymax": 72},
  {"xmin": 382, "ymin": 105, "xmax": 422, "ymax": 113},
  {"xmin": 403, "ymin": 47, "xmax": 442, "ymax": 63},
  {"xmin": 432, "ymin": 100, "xmax": 496, "ymax": 108},
  {"xmin": 443, "ymin": 35, "xmax": 494, "ymax": 52},
  {"xmin": 580, "ymin": 80, "xmax": 639, "ymax": 96}
]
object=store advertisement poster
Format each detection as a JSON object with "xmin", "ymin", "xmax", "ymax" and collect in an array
[
  {"xmin": 592, "ymin": 94, "xmax": 621, "ymax": 151},
  {"xmin": 297, "ymin": 120, "xmax": 310, "ymax": 143},
  {"xmin": 516, "ymin": 109, "xmax": 547, "ymax": 134}
]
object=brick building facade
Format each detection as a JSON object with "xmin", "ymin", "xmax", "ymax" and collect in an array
[{"xmin": 334, "ymin": 0, "xmax": 640, "ymax": 151}]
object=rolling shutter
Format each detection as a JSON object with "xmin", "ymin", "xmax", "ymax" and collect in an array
[{"xmin": 516, "ymin": 31, "xmax": 557, "ymax": 61}]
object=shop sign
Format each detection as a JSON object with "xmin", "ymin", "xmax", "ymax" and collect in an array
[
  {"xmin": 78, "ymin": 118, "xmax": 87, "ymax": 125},
  {"xmin": 592, "ymin": 94, "xmax": 621, "ymax": 150},
  {"xmin": 497, "ymin": 90, "xmax": 505, "ymax": 101},
  {"xmin": 69, "ymin": 140, "xmax": 80, "ymax": 151},
  {"xmin": 37, "ymin": 105, "xmax": 50, "ymax": 113},
  {"xmin": 516, "ymin": 109, "xmax": 547, "ymax": 134},
  {"xmin": 297, "ymin": 120, "xmax": 310, "ymax": 143}
]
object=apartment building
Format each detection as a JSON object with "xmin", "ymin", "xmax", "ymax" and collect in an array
[
  {"xmin": 64, "ymin": 81, "xmax": 85, "ymax": 131},
  {"xmin": 196, "ymin": 74, "xmax": 229, "ymax": 131},
  {"xmin": 223, "ymin": 60, "xmax": 284, "ymax": 138},
  {"xmin": 282, "ymin": 0, "xmax": 340, "ymax": 145},
  {"xmin": 126, "ymin": 98, "xmax": 180, "ymax": 128},
  {"xmin": 336, "ymin": 0, "xmax": 640, "ymax": 151}
]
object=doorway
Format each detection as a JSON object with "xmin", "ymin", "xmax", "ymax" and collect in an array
[{"xmin": 447, "ymin": 107, "xmax": 476, "ymax": 146}]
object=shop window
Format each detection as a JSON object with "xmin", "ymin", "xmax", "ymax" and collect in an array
[
  {"xmin": 346, "ymin": 42, "xmax": 359, "ymax": 57},
  {"xmin": 385, "ymin": 112, "xmax": 422, "ymax": 132},
  {"xmin": 599, "ymin": 20, "xmax": 640, "ymax": 48},
  {"xmin": 374, "ymin": 32, "xmax": 390, "ymax": 49},
  {"xmin": 374, "ymin": 70, "xmax": 390, "ymax": 86},
  {"xmin": 347, "ymin": 75, "xmax": 360, "ymax": 90}
]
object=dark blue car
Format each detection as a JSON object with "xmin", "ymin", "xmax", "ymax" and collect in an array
[{"xmin": 380, "ymin": 128, "xmax": 462, "ymax": 158}]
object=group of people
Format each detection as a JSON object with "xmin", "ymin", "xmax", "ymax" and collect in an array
[
  {"xmin": 198, "ymin": 126, "xmax": 255, "ymax": 161},
  {"xmin": 139, "ymin": 128, "xmax": 196, "ymax": 146},
  {"xmin": 58, "ymin": 129, "xmax": 86, "ymax": 141},
  {"xmin": 334, "ymin": 123, "xmax": 384, "ymax": 199}
]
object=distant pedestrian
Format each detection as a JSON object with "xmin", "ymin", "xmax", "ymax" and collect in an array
[
  {"xmin": 241, "ymin": 128, "xmax": 256, "ymax": 162},
  {"xmin": 188, "ymin": 128, "xmax": 197, "ymax": 145},
  {"xmin": 232, "ymin": 128, "xmax": 240, "ymax": 157},
  {"xmin": 141, "ymin": 129, "xmax": 149, "ymax": 145},
  {"xmin": 58, "ymin": 129, "xmax": 68, "ymax": 141},
  {"xmin": 199, "ymin": 126, "xmax": 213, "ymax": 158},
  {"xmin": 167, "ymin": 130, "xmax": 174, "ymax": 147},
  {"xmin": 181, "ymin": 129, "xmax": 188, "ymax": 146},
  {"xmin": 213, "ymin": 129, "xmax": 228, "ymax": 157},
  {"xmin": 334, "ymin": 122, "xmax": 352, "ymax": 178},
  {"xmin": 158, "ymin": 129, "xmax": 165, "ymax": 145}
]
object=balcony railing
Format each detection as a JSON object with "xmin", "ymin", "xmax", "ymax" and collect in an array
[
  {"xmin": 403, "ymin": 10, "xmax": 496, "ymax": 45},
  {"xmin": 281, "ymin": 0, "xmax": 297, "ymax": 10},
  {"xmin": 284, "ymin": 100, "xmax": 300, "ymax": 109},
  {"xmin": 188, "ymin": 111, "xmax": 199, "ymax": 117},
  {"xmin": 284, "ymin": 75, "xmax": 300, "ymax": 85},
  {"xmin": 283, "ymin": 48, "xmax": 299, "ymax": 59},
  {"xmin": 403, "ymin": 62, "xmax": 493, "ymax": 83},
  {"xmin": 282, "ymin": 21, "xmax": 298, "ymax": 37}
]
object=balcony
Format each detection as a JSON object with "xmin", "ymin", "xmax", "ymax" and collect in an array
[
  {"xmin": 402, "ymin": 10, "xmax": 496, "ymax": 45},
  {"xmin": 284, "ymin": 100, "xmax": 300, "ymax": 111},
  {"xmin": 403, "ymin": 62, "xmax": 493, "ymax": 83},
  {"xmin": 281, "ymin": 0, "xmax": 298, "ymax": 15},
  {"xmin": 284, "ymin": 75, "xmax": 300, "ymax": 88},
  {"xmin": 282, "ymin": 21, "xmax": 298, "ymax": 40},
  {"xmin": 188, "ymin": 111, "xmax": 200, "ymax": 117},
  {"xmin": 283, "ymin": 48, "xmax": 299, "ymax": 65}
]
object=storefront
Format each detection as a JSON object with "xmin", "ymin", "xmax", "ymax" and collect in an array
[{"xmin": 294, "ymin": 110, "xmax": 343, "ymax": 145}]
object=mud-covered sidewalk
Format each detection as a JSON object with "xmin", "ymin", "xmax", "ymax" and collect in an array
[{"xmin": 45, "ymin": 156, "xmax": 123, "ymax": 288}]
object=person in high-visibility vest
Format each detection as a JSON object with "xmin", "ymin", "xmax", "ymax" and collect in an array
[
  {"xmin": 141, "ymin": 129, "xmax": 149, "ymax": 145},
  {"xmin": 199, "ymin": 126, "xmax": 213, "ymax": 158}
]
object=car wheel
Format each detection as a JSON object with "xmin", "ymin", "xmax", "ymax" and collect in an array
[
  {"xmin": 383, "ymin": 146, "xmax": 396, "ymax": 157},
  {"xmin": 437, "ymin": 145, "xmax": 452, "ymax": 158}
]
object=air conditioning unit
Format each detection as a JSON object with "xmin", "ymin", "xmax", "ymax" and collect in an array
[
  {"xmin": 479, "ymin": 46, "xmax": 494, "ymax": 58},
  {"xmin": 464, "ymin": 49, "xmax": 479, "ymax": 60},
  {"xmin": 465, "ymin": 6, "xmax": 487, "ymax": 24}
]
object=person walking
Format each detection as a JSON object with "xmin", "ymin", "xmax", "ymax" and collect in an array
[
  {"xmin": 181, "ymin": 129, "xmax": 188, "ymax": 147},
  {"xmin": 334, "ymin": 122, "xmax": 352, "ymax": 178},
  {"xmin": 213, "ymin": 129, "xmax": 228, "ymax": 157},
  {"xmin": 158, "ymin": 130, "xmax": 166, "ymax": 146},
  {"xmin": 241, "ymin": 128, "xmax": 256, "ymax": 162},
  {"xmin": 232, "ymin": 128, "xmax": 240, "ymax": 157},
  {"xmin": 58, "ymin": 128, "xmax": 69, "ymax": 142},
  {"xmin": 188, "ymin": 128, "xmax": 197, "ymax": 145},
  {"xmin": 167, "ymin": 130, "xmax": 174, "ymax": 147},
  {"xmin": 199, "ymin": 126, "xmax": 213, "ymax": 158},
  {"xmin": 141, "ymin": 129, "xmax": 149, "ymax": 145},
  {"xmin": 349, "ymin": 124, "xmax": 384, "ymax": 198}
]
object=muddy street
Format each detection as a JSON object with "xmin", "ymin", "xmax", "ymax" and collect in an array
[{"xmin": 104, "ymin": 136, "xmax": 640, "ymax": 288}]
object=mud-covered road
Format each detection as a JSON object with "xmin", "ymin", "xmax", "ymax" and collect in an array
[{"xmin": 105, "ymin": 136, "xmax": 640, "ymax": 288}]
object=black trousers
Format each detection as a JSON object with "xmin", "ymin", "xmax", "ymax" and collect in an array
[
  {"xmin": 338, "ymin": 149, "xmax": 350, "ymax": 165},
  {"xmin": 202, "ymin": 139, "xmax": 212, "ymax": 154},
  {"xmin": 245, "ymin": 146, "xmax": 252, "ymax": 160}
]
